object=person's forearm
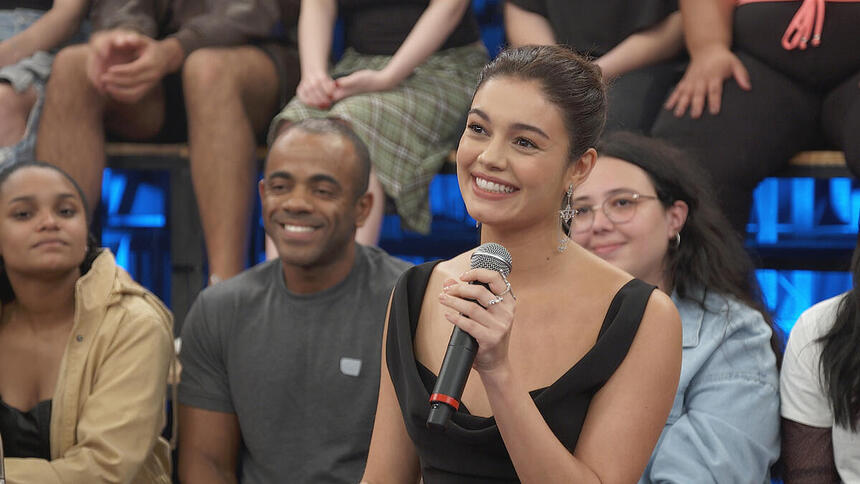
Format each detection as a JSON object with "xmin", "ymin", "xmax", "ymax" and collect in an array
[
  {"xmin": 380, "ymin": 0, "xmax": 472, "ymax": 85},
  {"xmin": 596, "ymin": 11, "xmax": 683, "ymax": 80},
  {"xmin": 299, "ymin": 0, "xmax": 337, "ymax": 78},
  {"xmin": 481, "ymin": 366, "xmax": 600, "ymax": 483},
  {"xmin": 680, "ymin": 0, "xmax": 735, "ymax": 57},
  {"xmin": 503, "ymin": 3, "xmax": 556, "ymax": 47},
  {"xmin": 0, "ymin": 0, "xmax": 86, "ymax": 64}
]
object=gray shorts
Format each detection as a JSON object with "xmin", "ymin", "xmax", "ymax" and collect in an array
[
  {"xmin": 0, "ymin": 8, "xmax": 53, "ymax": 92},
  {"xmin": 0, "ymin": 50, "xmax": 53, "ymax": 92},
  {"xmin": 0, "ymin": 8, "xmax": 54, "ymax": 164}
]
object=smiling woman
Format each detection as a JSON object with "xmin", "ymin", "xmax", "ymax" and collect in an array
[
  {"xmin": 0, "ymin": 161, "xmax": 173, "ymax": 483},
  {"xmin": 571, "ymin": 131, "xmax": 781, "ymax": 483},
  {"xmin": 360, "ymin": 45, "xmax": 683, "ymax": 484}
]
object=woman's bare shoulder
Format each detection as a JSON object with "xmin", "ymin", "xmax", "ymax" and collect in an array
[
  {"xmin": 636, "ymin": 289, "xmax": 682, "ymax": 352},
  {"xmin": 566, "ymin": 245, "xmax": 638, "ymax": 295}
]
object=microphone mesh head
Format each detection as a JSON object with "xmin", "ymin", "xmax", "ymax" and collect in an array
[{"xmin": 470, "ymin": 243, "xmax": 512, "ymax": 276}]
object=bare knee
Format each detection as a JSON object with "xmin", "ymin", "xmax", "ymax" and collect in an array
[
  {"xmin": 45, "ymin": 44, "xmax": 104, "ymax": 110},
  {"xmin": 50, "ymin": 45, "xmax": 94, "ymax": 89},
  {"xmin": 183, "ymin": 49, "xmax": 243, "ymax": 99},
  {"xmin": 183, "ymin": 47, "xmax": 277, "ymax": 106},
  {"xmin": 183, "ymin": 48, "xmax": 280, "ymax": 133}
]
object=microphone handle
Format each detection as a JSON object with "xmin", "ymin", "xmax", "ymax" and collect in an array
[{"xmin": 426, "ymin": 281, "xmax": 489, "ymax": 431}]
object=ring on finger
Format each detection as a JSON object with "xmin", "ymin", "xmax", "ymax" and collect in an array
[
  {"xmin": 498, "ymin": 282, "xmax": 515, "ymax": 300},
  {"xmin": 486, "ymin": 295, "xmax": 504, "ymax": 306},
  {"xmin": 499, "ymin": 276, "xmax": 516, "ymax": 301}
]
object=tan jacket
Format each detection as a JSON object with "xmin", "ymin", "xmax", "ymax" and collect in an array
[{"xmin": 3, "ymin": 250, "xmax": 174, "ymax": 484}]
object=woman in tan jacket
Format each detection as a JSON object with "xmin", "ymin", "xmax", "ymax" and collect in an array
[{"xmin": 0, "ymin": 161, "xmax": 173, "ymax": 483}]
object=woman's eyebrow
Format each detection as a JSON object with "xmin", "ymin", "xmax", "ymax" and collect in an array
[
  {"xmin": 468, "ymin": 109, "xmax": 549, "ymax": 139},
  {"xmin": 510, "ymin": 123, "xmax": 549, "ymax": 139}
]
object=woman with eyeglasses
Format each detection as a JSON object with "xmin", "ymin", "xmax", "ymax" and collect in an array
[{"xmin": 571, "ymin": 131, "xmax": 781, "ymax": 483}]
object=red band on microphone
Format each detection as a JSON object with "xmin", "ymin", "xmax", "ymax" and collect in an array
[{"xmin": 429, "ymin": 393, "xmax": 460, "ymax": 410}]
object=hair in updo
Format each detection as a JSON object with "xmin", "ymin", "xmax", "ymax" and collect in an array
[{"xmin": 475, "ymin": 45, "xmax": 607, "ymax": 161}]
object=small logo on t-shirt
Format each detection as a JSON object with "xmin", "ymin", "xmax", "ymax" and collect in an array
[{"xmin": 340, "ymin": 357, "xmax": 362, "ymax": 377}]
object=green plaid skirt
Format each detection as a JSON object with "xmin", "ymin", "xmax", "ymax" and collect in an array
[{"xmin": 270, "ymin": 42, "xmax": 488, "ymax": 233}]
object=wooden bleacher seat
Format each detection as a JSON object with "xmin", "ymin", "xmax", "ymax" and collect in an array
[{"xmin": 783, "ymin": 150, "xmax": 849, "ymax": 178}]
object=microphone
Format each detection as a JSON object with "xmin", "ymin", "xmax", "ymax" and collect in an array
[{"xmin": 427, "ymin": 242, "xmax": 512, "ymax": 431}]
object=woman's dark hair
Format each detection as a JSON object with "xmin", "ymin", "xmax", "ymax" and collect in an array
[
  {"xmin": 475, "ymin": 45, "xmax": 607, "ymax": 162},
  {"xmin": 597, "ymin": 132, "xmax": 782, "ymax": 357},
  {"xmin": 0, "ymin": 161, "xmax": 101, "ymax": 304},
  {"xmin": 818, "ymin": 240, "xmax": 860, "ymax": 430}
]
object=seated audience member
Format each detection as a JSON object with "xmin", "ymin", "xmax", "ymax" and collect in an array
[
  {"xmin": 270, "ymin": 0, "xmax": 488, "ymax": 245},
  {"xmin": 504, "ymin": 0, "xmax": 684, "ymax": 133},
  {"xmin": 0, "ymin": 0, "xmax": 88, "ymax": 164},
  {"xmin": 361, "ymin": 46, "xmax": 682, "ymax": 483},
  {"xmin": 781, "ymin": 242, "xmax": 860, "ymax": 482},
  {"xmin": 36, "ymin": 0, "xmax": 301, "ymax": 283},
  {"xmin": 178, "ymin": 118, "xmax": 411, "ymax": 483},
  {"xmin": 0, "ymin": 161, "xmax": 173, "ymax": 483},
  {"xmin": 652, "ymin": 0, "xmax": 860, "ymax": 233},
  {"xmin": 570, "ymin": 132, "xmax": 780, "ymax": 483}
]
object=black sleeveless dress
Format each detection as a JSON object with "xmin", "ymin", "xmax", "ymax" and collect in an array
[
  {"xmin": 0, "ymin": 395, "xmax": 52, "ymax": 459},
  {"xmin": 386, "ymin": 261, "xmax": 655, "ymax": 482}
]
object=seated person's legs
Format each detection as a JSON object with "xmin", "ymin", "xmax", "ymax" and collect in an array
[
  {"xmin": 822, "ymin": 70, "xmax": 860, "ymax": 178},
  {"xmin": 183, "ymin": 46, "xmax": 288, "ymax": 281},
  {"xmin": 604, "ymin": 61, "xmax": 683, "ymax": 134},
  {"xmin": 36, "ymin": 42, "xmax": 166, "ymax": 219},
  {"xmin": 0, "ymin": 83, "xmax": 36, "ymax": 147},
  {"xmin": 651, "ymin": 52, "xmax": 819, "ymax": 234}
]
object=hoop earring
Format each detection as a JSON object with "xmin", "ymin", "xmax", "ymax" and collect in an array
[
  {"xmin": 558, "ymin": 184, "xmax": 575, "ymax": 252},
  {"xmin": 671, "ymin": 232, "xmax": 681, "ymax": 249}
]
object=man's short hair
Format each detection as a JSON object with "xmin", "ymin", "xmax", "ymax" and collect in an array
[{"xmin": 268, "ymin": 118, "xmax": 372, "ymax": 198}]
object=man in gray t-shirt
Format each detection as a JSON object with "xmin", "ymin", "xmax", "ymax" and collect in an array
[{"xmin": 178, "ymin": 118, "xmax": 411, "ymax": 483}]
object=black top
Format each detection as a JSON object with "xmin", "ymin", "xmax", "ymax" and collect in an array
[
  {"xmin": 507, "ymin": 0, "xmax": 677, "ymax": 57},
  {"xmin": 386, "ymin": 261, "xmax": 655, "ymax": 482},
  {"xmin": 0, "ymin": 395, "xmax": 52, "ymax": 460},
  {"xmin": 338, "ymin": 0, "xmax": 480, "ymax": 55},
  {"xmin": 0, "ymin": 0, "xmax": 52, "ymax": 10}
]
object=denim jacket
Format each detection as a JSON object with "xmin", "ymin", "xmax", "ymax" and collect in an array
[{"xmin": 638, "ymin": 288, "xmax": 780, "ymax": 483}]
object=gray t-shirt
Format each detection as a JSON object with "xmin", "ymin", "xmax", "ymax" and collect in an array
[{"xmin": 178, "ymin": 245, "xmax": 411, "ymax": 483}]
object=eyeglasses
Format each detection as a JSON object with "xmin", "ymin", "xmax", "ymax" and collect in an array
[{"xmin": 570, "ymin": 191, "xmax": 659, "ymax": 233}]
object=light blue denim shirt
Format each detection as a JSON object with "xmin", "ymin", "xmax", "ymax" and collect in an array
[{"xmin": 638, "ymin": 288, "xmax": 780, "ymax": 484}]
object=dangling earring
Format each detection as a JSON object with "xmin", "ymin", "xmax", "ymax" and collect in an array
[
  {"xmin": 475, "ymin": 220, "xmax": 481, "ymax": 229},
  {"xmin": 558, "ymin": 184, "xmax": 575, "ymax": 252},
  {"xmin": 671, "ymin": 232, "xmax": 681, "ymax": 249}
]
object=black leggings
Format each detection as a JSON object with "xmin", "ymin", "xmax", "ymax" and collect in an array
[
  {"xmin": 604, "ymin": 59, "xmax": 684, "ymax": 134},
  {"xmin": 651, "ymin": 2, "xmax": 860, "ymax": 233}
]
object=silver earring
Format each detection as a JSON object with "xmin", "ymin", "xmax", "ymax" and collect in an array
[
  {"xmin": 475, "ymin": 220, "xmax": 481, "ymax": 229},
  {"xmin": 672, "ymin": 232, "xmax": 681, "ymax": 249},
  {"xmin": 558, "ymin": 184, "xmax": 574, "ymax": 252}
]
